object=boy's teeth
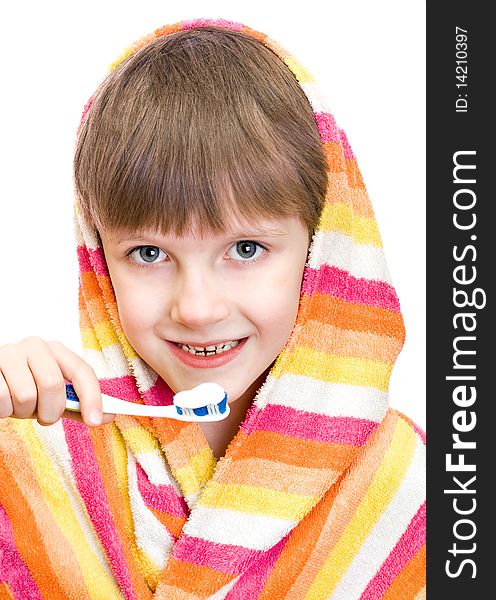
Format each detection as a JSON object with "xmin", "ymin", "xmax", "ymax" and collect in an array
[{"xmin": 175, "ymin": 340, "xmax": 240, "ymax": 355}]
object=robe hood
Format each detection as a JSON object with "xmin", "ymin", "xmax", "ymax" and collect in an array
[{"xmin": 73, "ymin": 17, "xmax": 409, "ymax": 597}]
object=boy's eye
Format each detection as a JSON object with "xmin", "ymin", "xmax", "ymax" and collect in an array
[
  {"xmin": 130, "ymin": 246, "xmax": 166, "ymax": 264},
  {"xmin": 229, "ymin": 241, "xmax": 265, "ymax": 262}
]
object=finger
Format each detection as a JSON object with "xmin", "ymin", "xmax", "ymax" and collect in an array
[
  {"xmin": 0, "ymin": 347, "xmax": 38, "ymax": 418},
  {"xmin": 47, "ymin": 342, "xmax": 109, "ymax": 428},
  {"xmin": 24, "ymin": 339, "xmax": 67, "ymax": 425},
  {"xmin": 0, "ymin": 371, "xmax": 14, "ymax": 418}
]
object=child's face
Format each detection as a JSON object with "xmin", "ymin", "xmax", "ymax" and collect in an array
[{"xmin": 100, "ymin": 216, "xmax": 310, "ymax": 405}]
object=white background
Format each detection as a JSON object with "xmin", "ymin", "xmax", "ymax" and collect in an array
[{"xmin": 0, "ymin": 1, "xmax": 426, "ymax": 429}]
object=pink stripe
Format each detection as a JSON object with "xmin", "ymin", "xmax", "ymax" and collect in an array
[
  {"xmin": 182, "ymin": 18, "xmax": 243, "ymax": 31},
  {"xmin": 141, "ymin": 375, "xmax": 174, "ymax": 407},
  {"xmin": 63, "ymin": 420, "xmax": 137, "ymax": 600},
  {"xmin": 315, "ymin": 113, "xmax": 340, "ymax": 143},
  {"xmin": 0, "ymin": 503, "xmax": 42, "ymax": 600},
  {"xmin": 173, "ymin": 534, "xmax": 257, "ymax": 575},
  {"xmin": 359, "ymin": 502, "xmax": 426, "ymax": 600},
  {"xmin": 242, "ymin": 405, "xmax": 378, "ymax": 446},
  {"xmin": 136, "ymin": 462, "xmax": 188, "ymax": 519},
  {"xmin": 99, "ymin": 375, "xmax": 175, "ymax": 408},
  {"xmin": 413, "ymin": 423, "xmax": 426, "ymax": 444},
  {"xmin": 225, "ymin": 536, "xmax": 288, "ymax": 599},
  {"xmin": 340, "ymin": 128, "xmax": 356, "ymax": 160},
  {"xmin": 77, "ymin": 245, "xmax": 109, "ymax": 276},
  {"xmin": 79, "ymin": 96, "xmax": 93, "ymax": 128},
  {"xmin": 302, "ymin": 265, "xmax": 401, "ymax": 313},
  {"xmin": 77, "ymin": 245, "xmax": 92, "ymax": 273},
  {"xmin": 99, "ymin": 376, "xmax": 141, "ymax": 402},
  {"xmin": 89, "ymin": 247, "xmax": 109, "ymax": 276}
]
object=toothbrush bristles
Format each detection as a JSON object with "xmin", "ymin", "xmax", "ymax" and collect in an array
[{"xmin": 176, "ymin": 402, "xmax": 222, "ymax": 417}]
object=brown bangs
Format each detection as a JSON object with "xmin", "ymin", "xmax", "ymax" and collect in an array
[{"xmin": 73, "ymin": 26, "xmax": 328, "ymax": 240}]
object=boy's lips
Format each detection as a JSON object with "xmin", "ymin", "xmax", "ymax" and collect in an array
[
  {"xmin": 171, "ymin": 338, "xmax": 242, "ymax": 347},
  {"xmin": 165, "ymin": 337, "xmax": 248, "ymax": 369}
]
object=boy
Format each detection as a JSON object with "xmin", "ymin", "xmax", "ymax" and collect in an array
[{"xmin": 0, "ymin": 18, "xmax": 425, "ymax": 599}]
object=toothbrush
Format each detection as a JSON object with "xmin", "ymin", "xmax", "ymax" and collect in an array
[{"xmin": 65, "ymin": 382, "xmax": 230, "ymax": 422}]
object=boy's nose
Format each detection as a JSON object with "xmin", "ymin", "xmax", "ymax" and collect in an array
[{"xmin": 169, "ymin": 271, "xmax": 229, "ymax": 327}]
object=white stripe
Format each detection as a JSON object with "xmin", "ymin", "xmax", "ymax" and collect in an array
[
  {"xmin": 77, "ymin": 217, "xmax": 100, "ymax": 250},
  {"xmin": 127, "ymin": 448, "xmax": 174, "ymax": 567},
  {"xmin": 308, "ymin": 230, "xmax": 392, "ymax": 283},
  {"xmin": 82, "ymin": 345, "xmax": 130, "ymax": 379},
  {"xmin": 34, "ymin": 421, "xmax": 115, "ymax": 579},
  {"xmin": 255, "ymin": 374, "xmax": 388, "ymax": 422},
  {"xmin": 183, "ymin": 505, "xmax": 295, "ymax": 550},
  {"xmin": 129, "ymin": 356, "xmax": 159, "ymax": 392},
  {"xmin": 301, "ymin": 82, "xmax": 332, "ymax": 114},
  {"xmin": 330, "ymin": 437, "xmax": 426, "ymax": 599},
  {"xmin": 135, "ymin": 449, "xmax": 181, "ymax": 493},
  {"xmin": 184, "ymin": 488, "xmax": 202, "ymax": 511}
]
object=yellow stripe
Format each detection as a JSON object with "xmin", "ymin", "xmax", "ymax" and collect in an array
[
  {"xmin": 10, "ymin": 420, "xmax": 121, "ymax": 599},
  {"xmin": 319, "ymin": 202, "xmax": 383, "ymax": 246},
  {"xmin": 284, "ymin": 57, "xmax": 314, "ymax": 84},
  {"xmin": 110, "ymin": 47, "xmax": 134, "ymax": 71},
  {"xmin": 355, "ymin": 214, "xmax": 383, "ymax": 247},
  {"xmin": 110, "ymin": 426, "xmax": 161, "ymax": 589},
  {"xmin": 173, "ymin": 446, "xmax": 216, "ymax": 497},
  {"xmin": 306, "ymin": 418, "xmax": 416, "ymax": 598},
  {"xmin": 94, "ymin": 321, "xmax": 120, "ymax": 348},
  {"xmin": 278, "ymin": 347, "xmax": 392, "ymax": 391},
  {"xmin": 121, "ymin": 423, "xmax": 162, "ymax": 454},
  {"xmin": 81, "ymin": 326, "xmax": 101, "ymax": 351},
  {"xmin": 199, "ymin": 481, "xmax": 315, "ymax": 521},
  {"xmin": 320, "ymin": 202, "xmax": 353, "ymax": 236}
]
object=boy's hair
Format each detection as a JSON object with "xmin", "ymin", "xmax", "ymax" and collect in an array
[{"xmin": 73, "ymin": 26, "xmax": 328, "ymax": 240}]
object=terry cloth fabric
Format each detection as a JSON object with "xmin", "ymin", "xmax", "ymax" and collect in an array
[{"xmin": 0, "ymin": 17, "xmax": 426, "ymax": 600}]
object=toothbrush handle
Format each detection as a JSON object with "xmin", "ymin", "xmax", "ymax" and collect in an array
[{"xmin": 65, "ymin": 384, "xmax": 177, "ymax": 417}]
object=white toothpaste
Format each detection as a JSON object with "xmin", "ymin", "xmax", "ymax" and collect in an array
[{"xmin": 173, "ymin": 382, "xmax": 226, "ymax": 409}]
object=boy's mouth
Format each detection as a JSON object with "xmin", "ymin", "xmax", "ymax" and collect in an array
[
  {"xmin": 165, "ymin": 337, "xmax": 248, "ymax": 369},
  {"xmin": 170, "ymin": 338, "xmax": 246, "ymax": 356}
]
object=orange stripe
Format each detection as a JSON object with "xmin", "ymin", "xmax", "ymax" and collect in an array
[
  {"xmin": 152, "ymin": 23, "xmax": 184, "ymax": 40},
  {"xmin": 0, "ymin": 582, "xmax": 15, "ymax": 599},
  {"xmin": 149, "ymin": 417, "xmax": 192, "ymax": 447},
  {"xmin": 151, "ymin": 420, "xmax": 211, "ymax": 474},
  {"xmin": 0, "ymin": 423, "xmax": 86, "ymax": 598},
  {"xmin": 159, "ymin": 556, "xmax": 234, "ymax": 596},
  {"xmin": 89, "ymin": 426, "xmax": 153, "ymax": 599},
  {"xmin": 235, "ymin": 430, "xmax": 358, "ymax": 472},
  {"xmin": 286, "ymin": 321, "xmax": 402, "ymax": 363},
  {"xmin": 78, "ymin": 291, "xmax": 92, "ymax": 328},
  {"xmin": 80, "ymin": 270, "xmax": 103, "ymax": 301},
  {"xmin": 86, "ymin": 295, "xmax": 110, "ymax": 322},
  {"xmin": 301, "ymin": 294, "xmax": 406, "ymax": 340},
  {"xmin": 149, "ymin": 506, "xmax": 185, "ymax": 540},
  {"xmin": 349, "ymin": 188, "xmax": 375, "ymax": 218},
  {"xmin": 345, "ymin": 159, "xmax": 366, "ymax": 190},
  {"xmin": 214, "ymin": 457, "xmax": 337, "ymax": 497},
  {"xmin": 154, "ymin": 585, "xmax": 202, "ymax": 600},
  {"xmin": 322, "ymin": 141, "xmax": 346, "ymax": 173},
  {"xmin": 269, "ymin": 410, "xmax": 399, "ymax": 598},
  {"xmin": 259, "ymin": 471, "xmax": 340, "ymax": 599},
  {"xmin": 241, "ymin": 26, "xmax": 268, "ymax": 46},
  {"xmin": 382, "ymin": 544, "xmax": 426, "ymax": 600}
]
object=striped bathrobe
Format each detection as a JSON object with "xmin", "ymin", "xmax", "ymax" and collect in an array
[{"xmin": 0, "ymin": 18, "xmax": 425, "ymax": 599}]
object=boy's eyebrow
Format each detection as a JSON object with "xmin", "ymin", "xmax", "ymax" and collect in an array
[
  {"xmin": 111, "ymin": 225, "xmax": 287, "ymax": 244},
  {"xmin": 229, "ymin": 225, "xmax": 287, "ymax": 237}
]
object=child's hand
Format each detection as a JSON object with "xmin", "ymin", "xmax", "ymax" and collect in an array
[{"xmin": 0, "ymin": 337, "xmax": 115, "ymax": 427}]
